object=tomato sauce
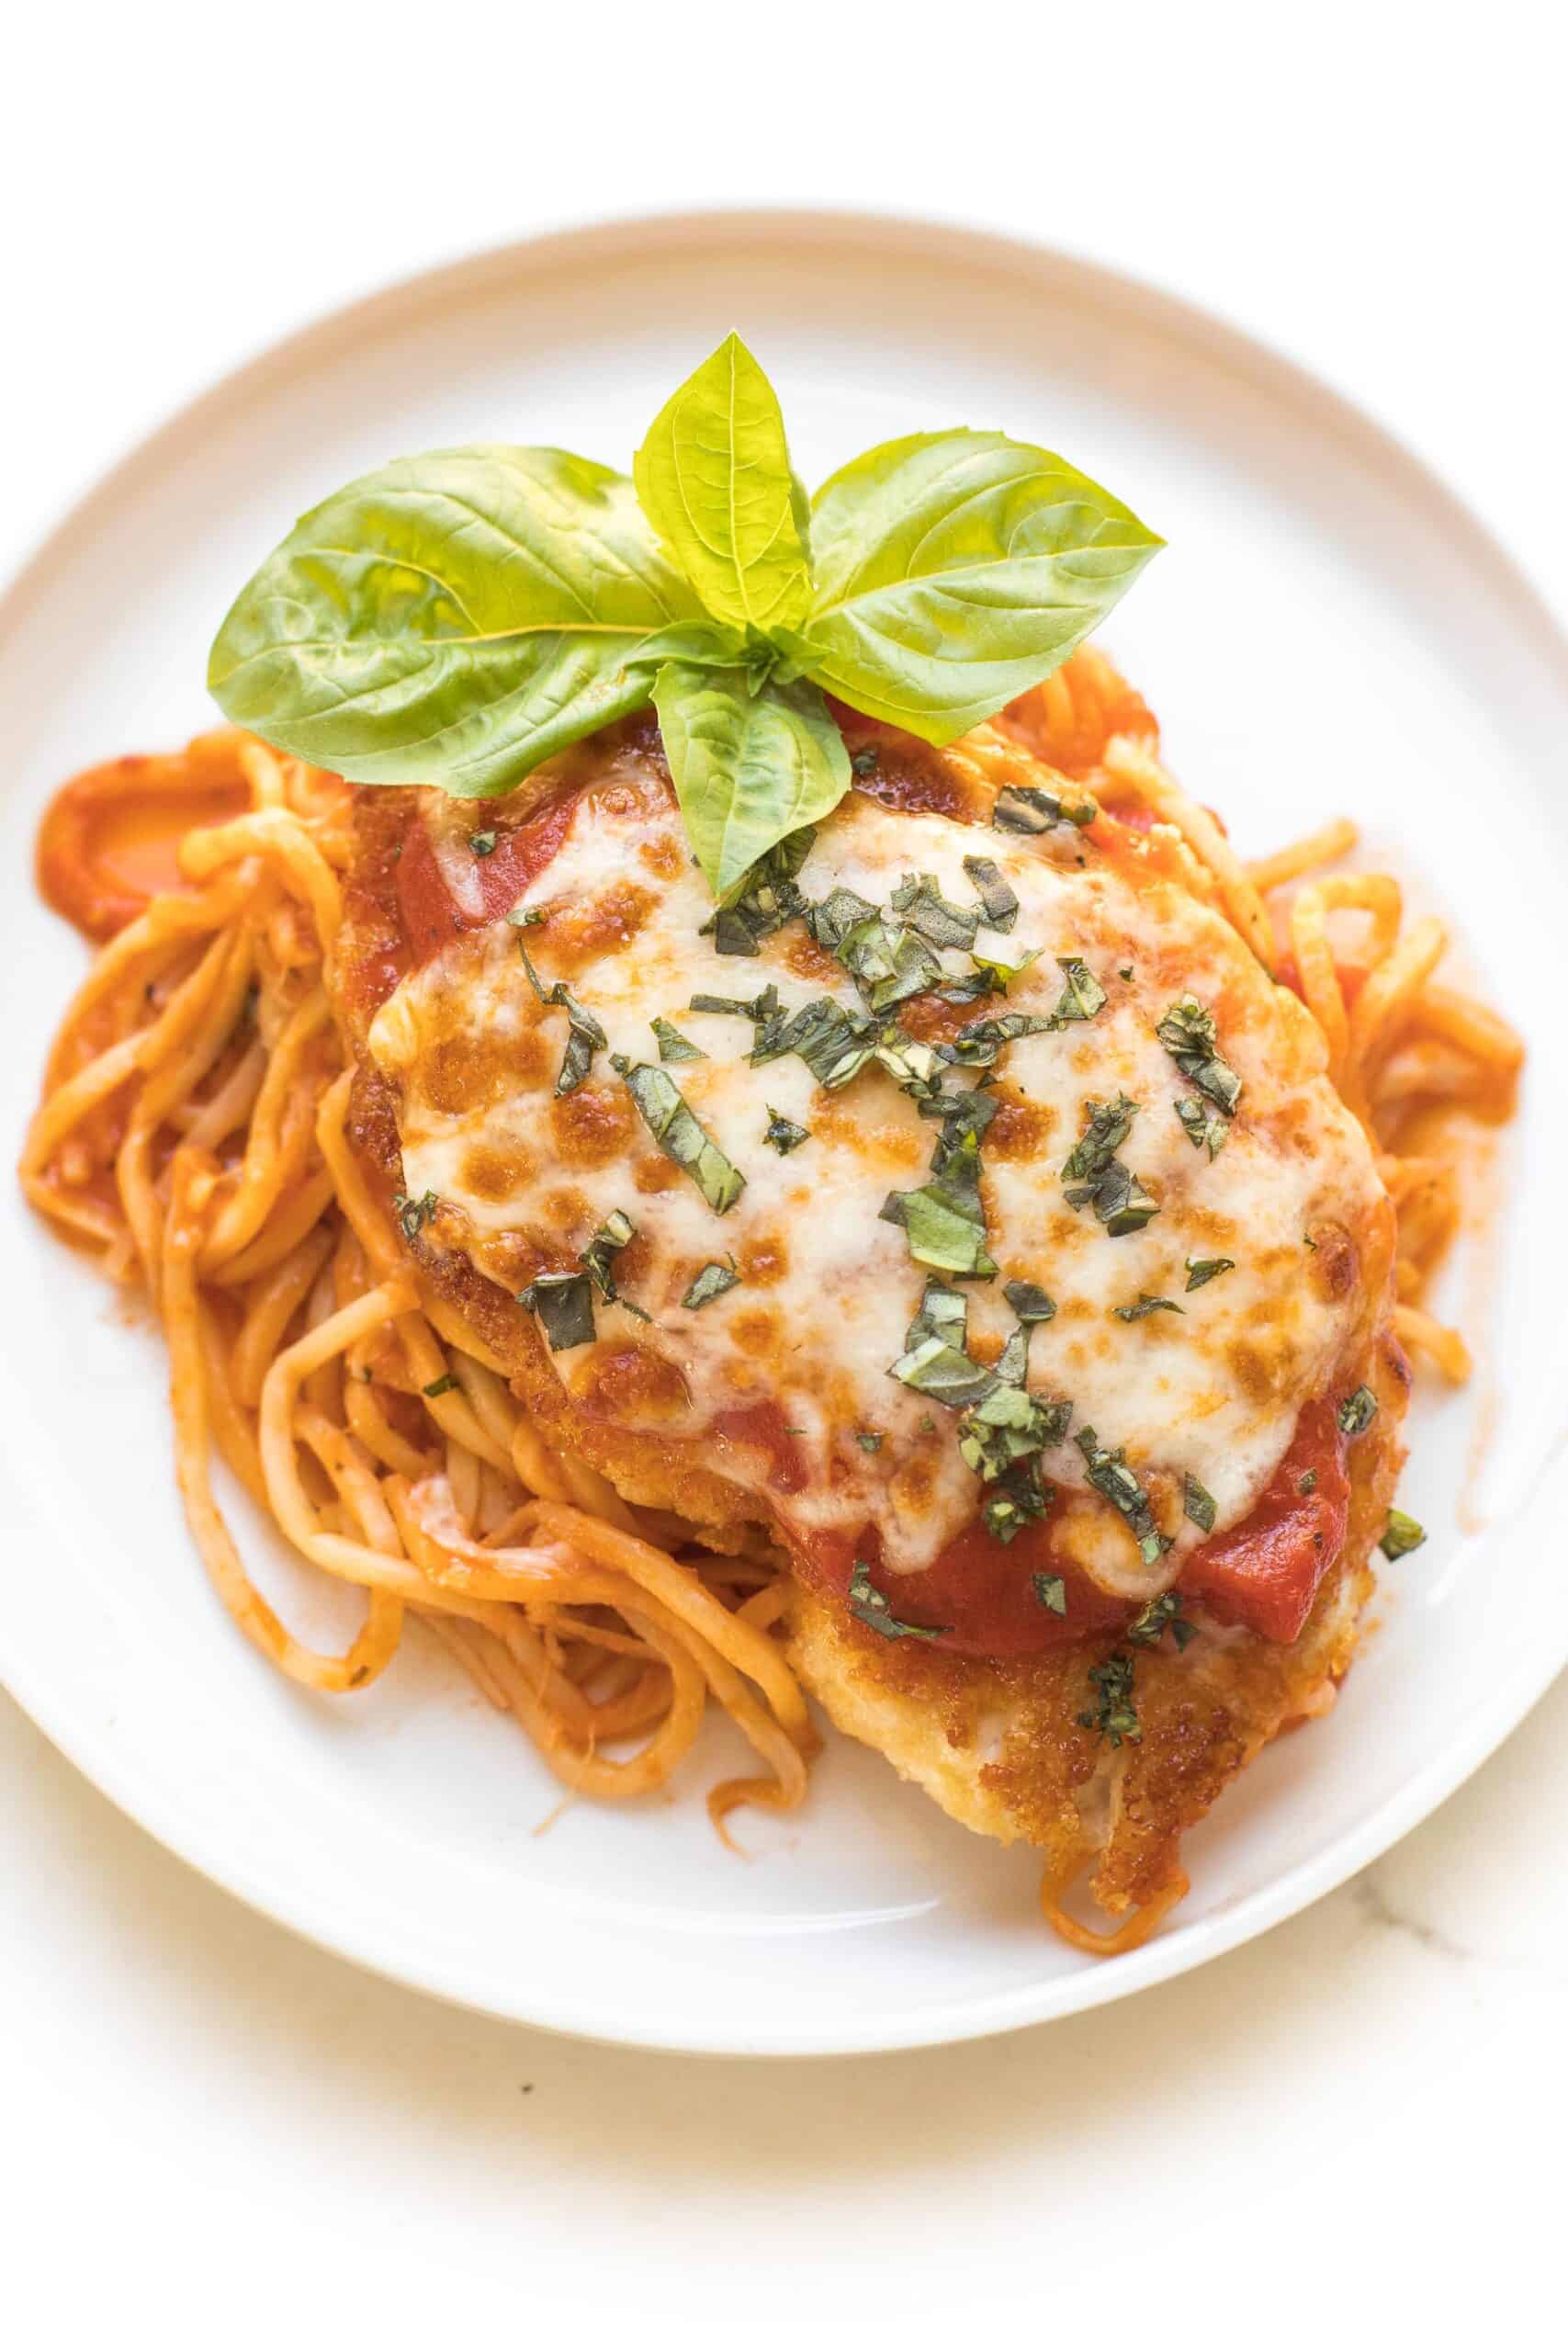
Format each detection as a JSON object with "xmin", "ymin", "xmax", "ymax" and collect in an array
[{"xmin": 38, "ymin": 748, "xmax": 251, "ymax": 939}]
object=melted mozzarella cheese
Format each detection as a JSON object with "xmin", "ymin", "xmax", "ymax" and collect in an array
[{"xmin": 368, "ymin": 770, "xmax": 1384, "ymax": 1594}]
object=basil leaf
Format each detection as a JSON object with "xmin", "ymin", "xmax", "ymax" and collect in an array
[
  {"xmin": 613, "ymin": 1058, "xmax": 746, "ymax": 1213},
  {"xmin": 834, "ymin": 912, "xmax": 942, "ymax": 1012},
  {"xmin": 423, "ymin": 1373, "xmax": 459, "ymax": 1398},
  {"xmin": 961, "ymin": 854, "xmax": 1019, "ymax": 933},
  {"xmin": 803, "ymin": 430, "xmax": 1162, "ymax": 744},
  {"xmin": 1078, "ymin": 1652, "xmax": 1141, "ymax": 1747},
  {"xmin": 652, "ymin": 1017, "xmax": 705, "ymax": 1064},
  {"xmin": 579, "ymin": 1210, "xmax": 648, "ymax": 1323},
  {"xmin": 518, "ymin": 1271, "xmax": 596, "ymax": 1351},
  {"xmin": 1032, "ymin": 1571, "xmax": 1067, "ymax": 1614},
  {"xmin": 1156, "ymin": 994, "xmax": 1242, "ymax": 1117},
  {"xmin": 880, "ymin": 1117, "xmax": 998, "ymax": 1279},
  {"xmin": 700, "ymin": 829, "xmax": 815, "ymax": 954},
  {"xmin": 393, "ymin": 1188, "xmax": 439, "ymax": 1240},
  {"xmin": 1050, "ymin": 956, "xmax": 1107, "ymax": 1024},
  {"xmin": 1175, "ymin": 1096, "xmax": 1228, "ymax": 1159},
  {"xmin": 633, "ymin": 334, "xmax": 813, "ymax": 637},
  {"xmin": 682, "ymin": 1261, "xmax": 741, "ymax": 1311},
  {"xmin": 1127, "ymin": 1590, "xmax": 1198, "ymax": 1648},
  {"xmin": 1337, "ymin": 1386, "xmax": 1379, "ymax": 1437},
  {"xmin": 518, "ymin": 944, "xmax": 606, "ymax": 1097},
  {"xmin": 889, "ymin": 873, "xmax": 982, "ymax": 950},
  {"xmin": 1184, "ymin": 1256, "xmax": 1235, "ymax": 1291},
  {"xmin": 993, "ymin": 781, "xmax": 1098, "ymax": 834},
  {"xmin": 855, "ymin": 1430, "xmax": 884, "ymax": 1453},
  {"xmin": 984, "ymin": 1460, "xmax": 1055, "ymax": 1544},
  {"xmin": 847, "ymin": 1561, "xmax": 948, "ymax": 1643},
  {"xmin": 651, "ymin": 662, "xmax": 852, "ymax": 900},
  {"xmin": 944, "ymin": 1011, "xmax": 1053, "ymax": 1068},
  {"xmin": 1381, "ymin": 1508, "xmax": 1427, "ymax": 1560},
  {"xmin": 208, "ymin": 447, "xmax": 695, "ymax": 796},
  {"xmin": 1113, "ymin": 1294, "xmax": 1183, "ymax": 1321},
  {"xmin": 1003, "ymin": 1280, "xmax": 1056, "ymax": 1324},
  {"xmin": 763, "ymin": 1107, "xmax": 809, "ymax": 1154},
  {"xmin": 1182, "ymin": 1474, "xmax": 1217, "ymax": 1533},
  {"xmin": 957, "ymin": 1385, "xmax": 1067, "ymax": 1478},
  {"xmin": 1075, "ymin": 1425, "xmax": 1169, "ymax": 1566}
]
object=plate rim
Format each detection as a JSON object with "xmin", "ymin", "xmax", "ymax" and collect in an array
[{"xmin": 3, "ymin": 202, "xmax": 1565, "ymax": 2058}]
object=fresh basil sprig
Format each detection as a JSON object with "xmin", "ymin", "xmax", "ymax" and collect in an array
[{"xmin": 209, "ymin": 335, "xmax": 1161, "ymax": 898}]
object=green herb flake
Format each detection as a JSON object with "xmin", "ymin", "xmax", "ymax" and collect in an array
[
  {"xmin": 1075, "ymin": 1425, "xmax": 1169, "ymax": 1566},
  {"xmin": 1156, "ymin": 994, "xmax": 1242, "ymax": 1118},
  {"xmin": 579, "ymin": 1209, "xmax": 648, "ymax": 1320},
  {"xmin": 468, "ymin": 830, "xmax": 497, "ymax": 856},
  {"xmin": 613, "ymin": 1057, "xmax": 746, "ymax": 1214},
  {"xmin": 422, "ymin": 1373, "xmax": 459, "ymax": 1399},
  {"xmin": 651, "ymin": 1016, "xmax": 705, "ymax": 1064},
  {"xmin": 890, "ymin": 871, "xmax": 982, "ymax": 950},
  {"xmin": 1184, "ymin": 1256, "xmax": 1236, "ymax": 1292},
  {"xmin": 1183, "ymin": 1473, "xmax": 1217, "ymax": 1533},
  {"xmin": 1337, "ymin": 1385, "xmax": 1379, "ymax": 1438},
  {"xmin": 517, "ymin": 1271, "xmax": 596, "ymax": 1351},
  {"xmin": 984, "ymin": 1461, "xmax": 1055, "ymax": 1544},
  {"xmin": 763, "ymin": 1106, "xmax": 810, "ymax": 1154},
  {"xmin": 1032, "ymin": 1572, "xmax": 1067, "ymax": 1616},
  {"xmin": 682, "ymin": 1260, "xmax": 741, "ymax": 1311},
  {"xmin": 961, "ymin": 855, "xmax": 1020, "ymax": 933},
  {"xmin": 854, "ymin": 1430, "xmax": 884, "ymax": 1453},
  {"xmin": 1119, "ymin": 965, "xmax": 1134, "ymax": 980},
  {"xmin": 506, "ymin": 903, "xmax": 545, "ymax": 929},
  {"xmin": 517, "ymin": 944, "xmax": 607, "ymax": 1097},
  {"xmin": 851, "ymin": 748, "xmax": 878, "ymax": 776},
  {"xmin": 1298, "ymin": 1470, "xmax": 1318, "ymax": 1496},
  {"xmin": 1061, "ymin": 1096, "xmax": 1159, "ymax": 1235},
  {"xmin": 1380, "ymin": 1507, "xmax": 1427, "ymax": 1560},
  {"xmin": 880, "ymin": 1095, "xmax": 999, "ymax": 1278},
  {"xmin": 847, "ymin": 1561, "xmax": 948, "ymax": 1643},
  {"xmin": 1003, "ymin": 1279, "xmax": 1056, "ymax": 1325},
  {"xmin": 993, "ymin": 783, "xmax": 1098, "ymax": 836},
  {"xmin": 1127, "ymin": 1590, "xmax": 1198, "ymax": 1650},
  {"xmin": 393, "ymin": 1189, "xmax": 440, "ymax": 1241},
  {"xmin": 1114, "ymin": 1294, "xmax": 1183, "ymax": 1323},
  {"xmin": 1078, "ymin": 1652, "xmax": 1140, "ymax": 1747},
  {"xmin": 1049, "ymin": 956, "xmax": 1108, "ymax": 1025},
  {"xmin": 1175, "ymin": 1096, "xmax": 1228, "ymax": 1159}
]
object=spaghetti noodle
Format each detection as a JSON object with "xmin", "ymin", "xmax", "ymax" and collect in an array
[{"xmin": 21, "ymin": 644, "xmax": 1521, "ymax": 1944}]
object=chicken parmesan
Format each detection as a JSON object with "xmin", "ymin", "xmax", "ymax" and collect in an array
[{"xmin": 24, "ymin": 342, "xmax": 1522, "ymax": 1953}]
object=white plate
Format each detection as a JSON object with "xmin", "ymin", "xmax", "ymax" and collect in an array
[{"xmin": 2, "ymin": 209, "xmax": 1565, "ymax": 2057}]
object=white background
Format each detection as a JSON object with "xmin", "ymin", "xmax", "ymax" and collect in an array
[{"xmin": 4, "ymin": 6, "xmax": 1565, "ymax": 2342}]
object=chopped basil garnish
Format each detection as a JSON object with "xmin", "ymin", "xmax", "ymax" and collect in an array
[
  {"xmin": 579, "ymin": 1209, "xmax": 647, "ymax": 1319},
  {"xmin": 961, "ymin": 854, "xmax": 1020, "ymax": 933},
  {"xmin": 701, "ymin": 830, "xmax": 815, "ymax": 956},
  {"xmin": 1032, "ymin": 1571, "xmax": 1068, "ymax": 1615},
  {"xmin": 1061, "ymin": 1094, "xmax": 1158, "ymax": 1234},
  {"xmin": 393, "ymin": 1189, "xmax": 439, "ymax": 1241},
  {"xmin": 468, "ymin": 830, "xmax": 497, "ymax": 855},
  {"xmin": 1076, "ymin": 1425, "xmax": 1169, "ymax": 1566},
  {"xmin": 854, "ymin": 1430, "xmax": 884, "ymax": 1453},
  {"xmin": 834, "ymin": 910, "xmax": 942, "ymax": 1012},
  {"xmin": 1004, "ymin": 1280, "xmax": 1056, "ymax": 1324},
  {"xmin": 682, "ymin": 1260, "xmax": 741, "ymax": 1310},
  {"xmin": 847, "ymin": 1561, "xmax": 948, "ymax": 1643},
  {"xmin": 1118, "ymin": 964, "xmax": 1134, "ymax": 980},
  {"xmin": 944, "ymin": 1010, "xmax": 1053, "ymax": 1068},
  {"xmin": 1078, "ymin": 1653, "xmax": 1140, "ymax": 1746},
  {"xmin": 652, "ymin": 1017, "xmax": 705, "ymax": 1064},
  {"xmin": 517, "ymin": 1271, "xmax": 596, "ymax": 1351},
  {"xmin": 1049, "ymin": 956, "xmax": 1108, "ymax": 1024},
  {"xmin": 986, "ymin": 1461, "xmax": 1055, "ymax": 1544},
  {"xmin": 1127, "ymin": 1590, "xmax": 1198, "ymax": 1650},
  {"xmin": 886, "ymin": 1278, "xmax": 996, "ymax": 1408},
  {"xmin": 422, "ymin": 1373, "xmax": 459, "ymax": 1399},
  {"xmin": 1184, "ymin": 1256, "xmax": 1235, "ymax": 1291},
  {"xmin": 1182, "ymin": 1473, "xmax": 1217, "ymax": 1533},
  {"xmin": 1298, "ymin": 1470, "xmax": 1318, "ymax": 1496},
  {"xmin": 764, "ymin": 996, "xmax": 882, "ymax": 1089},
  {"xmin": 957, "ymin": 1385, "xmax": 1070, "ymax": 1479},
  {"xmin": 993, "ymin": 781, "xmax": 1097, "ymax": 834},
  {"xmin": 1156, "ymin": 994, "xmax": 1242, "ymax": 1118},
  {"xmin": 1175, "ymin": 1096, "xmax": 1228, "ymax": 1158},
  {"xmin": 612, "ymin": 1058, "xmax": 746, "ymax": 1214},
  {"xmin": 1114, "ymin": 1293, "xmax": 1183, "ymax": 1322},
  {"xmin": 517, "ymin": 944, "xmax": 606, "ymax": 1097},
  {"xmin": 1337, "ymin": 1386, "xmax": 1379, "ymax": 1437},
  {"xmin": 1380, "ymin": 1507, "xmax": 1427, "ymax": 1560},
  {"xmin": 806, "ymin": 885, "xmax": 878, "ymax": 954},
  {"xmin": 763, "ymin": 1106, "xmax": 810, "ymax": 1154},
  {"xmin": 890, "ymin": 871, "xmax": 982, "ymax": 949},
  {"xmin": 506, "ymin": 904, "xmax": 545, "ymax": 928},
  {"xmin": 880, "ymin": 1096, "xmax": 998, "ymax": 1278}
]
